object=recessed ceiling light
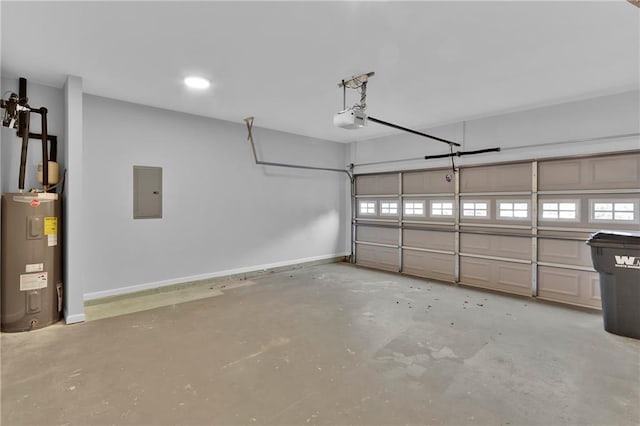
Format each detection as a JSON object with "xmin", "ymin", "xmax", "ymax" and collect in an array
[{"xmin": 184, "ymin": 76, "xmax": 210, "ymax": 89}]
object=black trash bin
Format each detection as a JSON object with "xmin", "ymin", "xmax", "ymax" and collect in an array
[{"xmin": 586, "ymin": 231, "xmax": 640, "ymax": 339}]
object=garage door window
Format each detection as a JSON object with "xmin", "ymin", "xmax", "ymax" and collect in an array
[
  {"xmin": 430, "ymin": 200, "xmax": 454, "ymax": 217},
  {"xmin": 359, "ymin": 201, "xmax": 376, "ymax": 215},
  {"xmin": 404, "ymin": 201, "xmax": 425, "ymax": 217},
  {"xmin": 380, "ymin": 201, "xmax": 398, "ymax": 216},
  {"xmin": 590, "ymin": 200, "xmax": 638, "ymax": 223},
  {"xmin": 498, "ymin": 201, "xmax": 530, "ymax": 219},
  {"xmin": 462, "ymin": 201, "xmax": 489, "ymax": 218},
  {"xmin": 540, "ymin": 201, "xmax": 579, "ymax": 221}
]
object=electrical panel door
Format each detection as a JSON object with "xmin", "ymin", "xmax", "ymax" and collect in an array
[{"xmin": 133, "ymin": 166, "xmax": 162, "ymax": 219}]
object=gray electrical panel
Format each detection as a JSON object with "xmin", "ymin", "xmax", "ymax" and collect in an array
[
  {"xmin": 133, "ymin": 166, "xmax": 162, "ymax": 219},
  {"xmin": 1, "ymin": 193, "xmax": 62, "ymax": 332}
]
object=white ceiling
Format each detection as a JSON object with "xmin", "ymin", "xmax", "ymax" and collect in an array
[{"xmin": 2, "ymin": 1, "xmax": 638, "ymax": 143}]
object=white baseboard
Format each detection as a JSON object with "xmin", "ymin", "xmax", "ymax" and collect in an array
[
  {"xmin": 64, "ymin": 311, "xmax": 86, "ymax": 324},
  {"xmin": 83, "ymin": 252, "xmax": 349, "ymax": 302}
]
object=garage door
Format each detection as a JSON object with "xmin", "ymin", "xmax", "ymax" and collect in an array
[
  {"xmin": 536, "ymin": 154, "xmax": 640, "ymax": 308},
  {"xmin": 355, "ymin": 173, "xmax": 400, "ymax": 272},
  {"xmin": 459, "ymin": 162, "xmax": 533, "ymax": 296},
  {"xmin": 354, "ymin": 152, "xmax": 640, "ymax": 309}
]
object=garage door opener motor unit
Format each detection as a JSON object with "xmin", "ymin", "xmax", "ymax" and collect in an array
[{"xmin": 1, "ymin": 78, "xmax": 63, "ymax": 332}]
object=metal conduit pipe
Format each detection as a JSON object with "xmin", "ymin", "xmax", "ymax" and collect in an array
[
  {"xmin": 499, "ymin": 132, "xmax": 640, "ymax": 151},
  {"xmin": 243, "ymin": 117, "xmax": 357, "ymax": 263},
  {"xmin": 351, "ymin": 132, "xmax": 640, "ymax": 168},
  {"xmin": 244, "ymin": 117, "xmax": 353, "ymax": 177}
]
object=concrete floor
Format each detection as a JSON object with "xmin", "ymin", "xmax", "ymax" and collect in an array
[{"xmin": 2, "ymin": 262, "xmax": 639, "ymax": 425}]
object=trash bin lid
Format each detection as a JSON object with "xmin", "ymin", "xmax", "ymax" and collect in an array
[{"xmin": 587, "ymin": 230, "xmax": 640, "ymax": 248}]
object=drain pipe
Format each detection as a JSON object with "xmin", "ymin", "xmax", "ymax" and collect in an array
[
  {"xmin": 243, "ymin": 117, "xmax": 356, "ymax": 263},
  {"xmin": 35, "ymin": 107, "xmax": 50, "ymax": 190},
  {"xmin": 17, "ymin": 77, "xmax": 30, "ymax": 192},
  {"xmin": 17, "ymin": 111, "xmax": 30, "ymax": 192}
]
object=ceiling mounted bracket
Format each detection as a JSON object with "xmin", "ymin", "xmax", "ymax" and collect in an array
[
  {"xmin": 337, "ymin": 72, "xmax": 375, "ymax": 89},
  {"xmin": 334, "ymin": 72, "xmax": 463, "ymax": 147},
  {"xmin": 338, "ymin": 72, "xmax": 374, "ymax": 112}
]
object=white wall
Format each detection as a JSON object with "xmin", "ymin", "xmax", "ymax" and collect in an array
[
  {"xmin": 63, "ymin": 75, "xmax": 85, "ymax": 323},
  {"xmin": 5, "ymin": 81, "xmax": 635, "ymax": 309},
  {"xmin": 0, "ymin": 77, "xmax": 65, "ymax": 193},
  {"xmin": 351, "ymin": 90, "xmax": 640, "ymax": 174},
  {"xmin": 82, "ymin": 95, "xmax": 350, "ymax": 298}
]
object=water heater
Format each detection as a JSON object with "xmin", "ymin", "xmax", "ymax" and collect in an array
[
  {"xmin": 1, "ymin": 78, "xmax": 63, "ymax": 332},
  {"xmin": 1, "ymin": 193, "xmax": 62, "ymax": 331}
]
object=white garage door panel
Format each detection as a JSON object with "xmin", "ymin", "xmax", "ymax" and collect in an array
[
  {"xmin": 403, "ymin": 169, "xmax": 455, "ymax": 194},
  {"xmin": 538, "ymin": 238, "xmax": 593, "ymax": 268},
  {"xmin": 538, "ymin": 266, "xmax": 601, "ymax": 309},
  {"xmin": 403, "ymin": 229, "xmax": 454, "ymax": 251},
  {"xmin": 356, "ymin": 226, "xmax": 398, "ymax": 245},
  {"xmin": 356, "ymin": 174, "xmax": 399, "ymax": 195},
  {"xmin": 402, "ymin": 250, "xmax": 454, "ymax": 282},
  {"xmin": 460, "ymin": 233, "xmax": 531, "ymax": 260},
  {"xmin": 539, "ymin": 153, "xmax": 640, "ymax": 190},
  {"xmin": 591, "ymin": 156, "xmax": 640, "ymax": 187},
  {"xmin": 538, "ymin": 161, "xmax": 582, "ymax": 189},
  {"xmin": 460, "ymin": 258, "xmax": 531, "ymax": 296},
  {"xmin": 460, "ymin": 162, "xmax": 531, "ymax": 193},
  {"xmin": 356, "ymin": 244, "xmax": 398, "ymax": 272}
]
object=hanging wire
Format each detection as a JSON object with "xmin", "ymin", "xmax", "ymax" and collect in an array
[
  {"xmin": 358, "ymin": 81, "xmax": 367, "ymax": 111},
  {"xmin": 444, "ymin": 144, "xmax": 456, "ymax": 182},
  {"xmin": 340, "ymin": 75, "xmax": 368, "ymax": 111}
]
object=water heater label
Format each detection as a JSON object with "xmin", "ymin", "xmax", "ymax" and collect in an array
[
  {"xmin": 44, "ymin": 217, "xmax": 57, "ymax": 235},
  {"xmin": 48, "ymin": 234, "xmax": 58, "ymax": 247},
  {"xmin": 20, "ymin": 272, "xmax": 48, "ymax": 291},
  {"xmin": 25, "ymin": 263, "xmax": 44, "ymax": 273}
]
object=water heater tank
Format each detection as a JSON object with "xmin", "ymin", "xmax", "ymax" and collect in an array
[{"xmin": 1, "ymin": 193, "xmax": 62, "ymax": 331}]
